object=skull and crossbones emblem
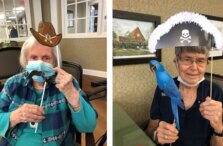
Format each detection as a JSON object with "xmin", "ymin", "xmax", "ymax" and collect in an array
[{"xmin": 180, "ymin": 29, "xmax": 191, "ymax": 43}]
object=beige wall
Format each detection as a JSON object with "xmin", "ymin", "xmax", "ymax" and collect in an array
[
  {"xmin": 60, "ymin": 38, "xmax": 107, "ymax": 71},
  {"xmin": 113, "ymin": 0, "xmax": 223, "ymax": 126},
  {"xmin": 41, "ymin": 0, "xmax": 51, "ymax": 22}
]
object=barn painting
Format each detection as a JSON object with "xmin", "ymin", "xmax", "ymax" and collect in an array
[{"xmin": 113, "ymin": 18, "xmax": 155, "ymax": 59}]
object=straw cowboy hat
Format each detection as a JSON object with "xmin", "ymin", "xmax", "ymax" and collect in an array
[{"xmin": 30, "ymin": 21, "xmax": 62, "ymax": 47}]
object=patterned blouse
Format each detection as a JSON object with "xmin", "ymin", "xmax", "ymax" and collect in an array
[{"xmin": 0, "ymin": 72, "xmax": 97, "ymax": 146}]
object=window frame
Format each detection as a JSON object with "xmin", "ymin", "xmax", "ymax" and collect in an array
[
  {"xmin": 0, "ymin": 0, "xmax": 32, "ymax": 42},
  {"xmin": 61, "ymin": 0, "xmax": 106, "ymax": 38}
]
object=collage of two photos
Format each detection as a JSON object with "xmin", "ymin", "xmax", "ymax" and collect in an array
[{"xmin": 1, "ymin": 0, "xmax": 223, "ymax": 146}]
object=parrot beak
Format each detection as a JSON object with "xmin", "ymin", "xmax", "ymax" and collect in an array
[{"xmin": 150, "ymin": 64, "xmax": 157, "ymax": 72}]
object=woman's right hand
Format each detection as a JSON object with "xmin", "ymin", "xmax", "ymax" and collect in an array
[
  {"xmin": 156, "ymin": 121, "xmax": 179, "ymax": 145},
  {"xmin": 10, "ymin": 103, "xmax": 45, "ymax": 127}
]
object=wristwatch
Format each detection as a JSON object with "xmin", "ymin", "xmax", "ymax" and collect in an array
[{"xmin": 214, "ymin": 129, "xmax": 223, "ymax": 137}]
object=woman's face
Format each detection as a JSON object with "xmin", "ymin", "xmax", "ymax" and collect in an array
[
  {"xmin": 175, "ymin": 51, "xmax": 208, "ymax": 85},
  {"xmin": 27, "ymin": 42, "xmax": 55, "ymax": 65}
]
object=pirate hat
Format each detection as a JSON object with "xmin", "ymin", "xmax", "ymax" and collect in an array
[
  {"xmin": 148, "ymin": 11, "xmax": 223, "ymax": 53},
  {"xmin": 30, "ymin": 21, "xmax": 62, "ymax": 47}
]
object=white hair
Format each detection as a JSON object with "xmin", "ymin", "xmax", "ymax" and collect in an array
[{"xmin": 19, "ymin": 36, "xmax": 62, "ymax": 68}]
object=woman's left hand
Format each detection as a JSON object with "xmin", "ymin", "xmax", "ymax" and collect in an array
[
  {"xmin": 54, "ymin": 67, "xmax": 80, "ymax": 109},
  {"xmin": 200, "ymin": 97, "xmax": 223, "ymax": 133}
]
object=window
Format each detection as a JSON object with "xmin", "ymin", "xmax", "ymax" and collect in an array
[
  {"xmin": 0, "ymin": 0, "xmax": 31, "ymax": 42},
  {"xmin": 62, "ymin": 0, "xmax": 106, "ymax": 38}
]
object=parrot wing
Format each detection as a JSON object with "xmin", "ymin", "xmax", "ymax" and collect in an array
[{"xmin": 162, "ymin": 81, "xmax": 185, "ymax": 110}]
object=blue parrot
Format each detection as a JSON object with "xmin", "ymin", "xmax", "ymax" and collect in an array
[{"xmin": 150, "ymin": 59, "xmax": 184, "ymax": 130}]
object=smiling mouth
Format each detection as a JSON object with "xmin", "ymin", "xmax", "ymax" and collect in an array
[
  {"xmin": 186, "ymin": 75, "xmax": 201, "ymax": 81},
  {"xmin": 186, "ymin": 72, "xmax": 199, "ymax": 76},
  {"xmin": 187, "ymin": 75, "xmax": 197, "ymax": 79},
  {"xmin": 188, "ymin": 75, "xmax": 197, "ymax": 77}
]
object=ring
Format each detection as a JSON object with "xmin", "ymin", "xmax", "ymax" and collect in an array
[{"xmin": 164, "ymin": 135, "xmax": 168, "ymax": 139}]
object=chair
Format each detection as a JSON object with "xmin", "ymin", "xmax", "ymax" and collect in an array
[
  {"xmin": 62, "ymin": 60, "xmax": 83, "ymax": 88},
  {"xmin": 86, "ymin": 79, "xmax": 107, "ymax": 145},
  {"xmin": 205, "ymin": 72, "xmax": 223, "ymax": 90},
  {"xmin": 88, "ymin": 79, "xmax": 107, "ymax": 101},
  {"xmin": 0, "ymin": 47, "xmax": 21, "ymax": 79},
  {"xmin": 0, "ymin": 47, "xmax": 21, "ymax": 90},
  {"xmin": 62, "ymin": 60, "xmax": 95, "ymax": 146},
  {"xmin": 0, "ymin": 41, "xmax": 19, "ymax": 48}
]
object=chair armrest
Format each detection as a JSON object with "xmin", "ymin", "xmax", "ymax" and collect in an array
[{"xmin": 91, "ymin": 79, "xmax": 106, "ymax": 87}]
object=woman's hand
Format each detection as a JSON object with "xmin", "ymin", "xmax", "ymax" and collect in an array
[
  {"xmin": 54, "ymin": 67, "xmax": 80, "ymax": 110},
  {"xmin": 156, "ymin": 121, "xmax": 179, "ymax": 145},
  {"xmin": 200, "ymin": 97, "xmax": 223, "ymax": 133},
  {"xmin": 10, "ymin": 104, "xmax": 45, "ymax": 127}
]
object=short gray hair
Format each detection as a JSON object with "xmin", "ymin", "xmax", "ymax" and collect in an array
[
  {"xmin": 175, "ymin": 46, "xmax": 209, "ymax": 58},
  {"xmin": 19, "ymin": 36, "xmax": 62, "ymax": 68}
]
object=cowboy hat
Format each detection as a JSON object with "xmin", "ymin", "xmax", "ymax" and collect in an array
[{"xmin": 30, "ymin": 21, "xmax": 62, "ymax": 47}]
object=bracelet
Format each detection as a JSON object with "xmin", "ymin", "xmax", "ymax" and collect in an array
[
  {"xmin": 153, "ymin": 129, "xmax": 157, "ymax": 141},
  {"xmin": 214, "ymin": 129, "xmax": 223, "ymax": 137}
]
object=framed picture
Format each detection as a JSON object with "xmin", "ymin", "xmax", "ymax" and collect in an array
[
  {"xmin": 205, "ymin": 14, "xmax": 223, "ymax": 60},
  {"xmin": 113, "ymin": 10, "xmax": 161, "ymax": 65}
]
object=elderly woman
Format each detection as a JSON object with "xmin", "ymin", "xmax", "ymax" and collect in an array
[
  {"xmin": 0, "ymin": 22, "xmax": 97, "ymax": 146},
  {"xmin": 147, "ymin": 46, "xmax": 223, "ymax": 146}
]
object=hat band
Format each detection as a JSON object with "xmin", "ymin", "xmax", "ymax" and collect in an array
[{"xmin": 38, "ymin": 33, "xmax": 57, "ymax": 44}]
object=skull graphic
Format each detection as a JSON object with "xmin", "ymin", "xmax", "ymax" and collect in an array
[{"xmin": 180, "ymin": 29, "xmax": 191, "ymax": 43}]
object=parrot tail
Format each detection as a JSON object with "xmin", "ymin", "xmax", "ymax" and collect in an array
[
  {"xmin": 176, "ymin": 97, "xmax": 185, "ymax": 110},
  {"xmin": 171, "ymin": 101, "xmax": 180, "ymax": 130}
]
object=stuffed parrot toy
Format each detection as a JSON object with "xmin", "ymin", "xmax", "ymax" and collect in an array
[{"xmin": 150, "ymin": 60, "xmax": 184, "ymax": 130}]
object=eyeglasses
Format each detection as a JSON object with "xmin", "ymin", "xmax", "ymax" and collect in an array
[{"xmin": 178, "ymin": 57, "xmax": 208, "ymax": 66}]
